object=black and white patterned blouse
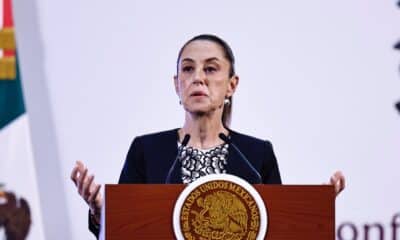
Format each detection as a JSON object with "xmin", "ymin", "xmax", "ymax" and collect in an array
[{"xmin": 177, "ymin": 142, "xmax": 229, "ymax": 184}]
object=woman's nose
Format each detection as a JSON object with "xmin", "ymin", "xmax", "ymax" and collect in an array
[{"xmin": 192, "ymin": 69, "xmax": 206, "ymax": 85}]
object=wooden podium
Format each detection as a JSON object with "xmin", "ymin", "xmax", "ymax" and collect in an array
[{"xmin": 104, "ymin": 184, "xmax": 335, "ymax": 240}]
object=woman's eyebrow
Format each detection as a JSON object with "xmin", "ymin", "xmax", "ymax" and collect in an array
[
  {"xmin": 181, "ymin": 57, "xmax": 220, "ymax": 64},
  {"xmin": 204, "ymin": 57, "xmax": 220, "ymax": 63},
  {"xmin": 181, "ymin": 58, "xmax": 195, "ymax": 63}
]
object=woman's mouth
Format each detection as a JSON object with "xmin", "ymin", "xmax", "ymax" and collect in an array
[{"xmin": 190, "ymin": 91, "xmax": 207, "ymax": 97}]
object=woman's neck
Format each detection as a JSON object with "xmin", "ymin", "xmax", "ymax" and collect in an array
[{"xmin": 179, "ymin": 113, "xmax": 228, "ymax": 149}]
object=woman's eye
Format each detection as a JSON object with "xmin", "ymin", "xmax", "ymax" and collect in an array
[
  {"xmin": 182, "ymin": 66, "xmax": 194, "ymax": 72},
  {"xmin": 204, "ymin": 66, "xmax": 217, "ymax": 73}
]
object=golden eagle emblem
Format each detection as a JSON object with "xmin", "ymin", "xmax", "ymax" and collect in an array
[
  {"xmin": 191, "ymin": 190, "xmax": 248, "ymax": 240},
  {"xmin": 178, "ymin": 179, "xmax": 262, "ymax": 240}
]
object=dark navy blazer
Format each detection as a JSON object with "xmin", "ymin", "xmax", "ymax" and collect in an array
[
  {"xmin": 89, "ymin": 128, "xmax": 281, "ymax": 238},
  {"xmin": 118, "ymin": 128, "xmax": 281, "ymax": 184}
]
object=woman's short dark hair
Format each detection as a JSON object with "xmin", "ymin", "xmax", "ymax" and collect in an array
[{"xmin": 176, "ymin": 34, "xmax": 236, "ymax": 127}]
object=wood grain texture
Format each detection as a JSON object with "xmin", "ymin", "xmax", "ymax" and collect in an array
[{"xmin": 105, "ymin": 184, "xmax": 334, "ymax": 240}]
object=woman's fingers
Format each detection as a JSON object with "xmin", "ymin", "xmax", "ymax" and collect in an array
[
  {"xmin": 330, "ymin": 171, "xmax": 345, "ymax": 196},
  {"xmin": 71, "ymin": 161, "xmax": 103, "ymax": 215},
  {"xmin": 88, "ymin": 183, "xmax": 102, "ymax": 224},
  {"xmin": 70, "ymin": 161, "xmax": 86, "ymax": 186},
  {"xmin": 335, "ymin": 171, "xmax": 345, "ymax": 189},
  {"xmin": 77, "ymin": 168, "xmax": 88, "ymax": 195},
  {"xmin": 88, "ymin": 184, "xmax": 101, "ymax": 205},
  {"xmin": 329, "ymin": 175, "xmax": 336, "ymax": 184},
  {"xmin": 82, "ymin": 175, "xmax": 95, "ymax": 200},
  {"xmin": 70, "ymin": 165, "xmax": 79, "ymax": 186},
  {"xmin": 76, "ymin": 160, "xmax": 84, "ymax": 168}
]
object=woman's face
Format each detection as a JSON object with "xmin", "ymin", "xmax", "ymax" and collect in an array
[{"xmin": 174, "ymin": 40, "xmax": 238, "ymax": 116}]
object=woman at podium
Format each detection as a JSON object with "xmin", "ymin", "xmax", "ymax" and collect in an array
[{"xmin": 70, "ymin": 34, "xmax": 345, "ymax": 238}]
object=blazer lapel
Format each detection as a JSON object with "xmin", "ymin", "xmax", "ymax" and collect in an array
[
  {"xmin": 166, "ymin": 128, "xmax": 183, "ymax": 184},
  {"xmin": 225, "ymin": 131, "xmax": 258, "ymax": 184},
  {"xmin": 225, "ymin": 131, "xmax": 242, "ymax": 177}
]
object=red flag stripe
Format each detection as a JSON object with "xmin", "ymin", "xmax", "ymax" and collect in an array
[
  {"xmin": 3, "ymin": 0, "xmax": 14, "ymax": 27},
  {"xmin": 2, "ymin": 0, "xmax": 15, "ymax": 56}
]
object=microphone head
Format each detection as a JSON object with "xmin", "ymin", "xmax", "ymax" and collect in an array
[
  {"xmin": 395, "ymin": 41, "xmax": 400, "ymax": 50},
  {"xmin": 182, "ymin": 134, "xmax": 191, "ymax": 146},
  {"xmin": 395, "ymin": 101, "xmax": 400, "ymax": 113},
  {"xmin": 218, "ymin": 133, "xmax": 231, "ymax": 143}
]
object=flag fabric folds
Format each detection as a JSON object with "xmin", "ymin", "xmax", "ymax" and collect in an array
[{"xmin": 0, "ymin": 0, "xmax": 45, "ymax": 239}]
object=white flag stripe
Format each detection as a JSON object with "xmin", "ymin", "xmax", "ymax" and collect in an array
[{"xmin": 0, "ymin": 114, "xmax": 45, "ymax": 240}]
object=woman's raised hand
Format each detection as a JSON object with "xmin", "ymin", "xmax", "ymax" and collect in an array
[
  {"xmin": 70, "ymin": 161, "xmax": 102, "ymax": 223},
  {"xmin": 329, "ymin": 171, "xmax": 345, "ymax": 197}
]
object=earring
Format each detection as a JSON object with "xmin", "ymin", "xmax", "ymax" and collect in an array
[
  {"xmin": 224, "ymin": 98, "xmax": 230, "ymax": 105},
  {"xmin": 179, "ymin": 99, "xmax": 182, "ymax": 105}
]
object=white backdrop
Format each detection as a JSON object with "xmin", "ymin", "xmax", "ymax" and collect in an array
[{"xmin": 13, "ymin": 0, "xmax": 400, "ymax": 239}]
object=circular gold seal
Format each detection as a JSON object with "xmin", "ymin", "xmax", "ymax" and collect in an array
[{"xmin": 173, "ymin": 174, "xmax": 267, "ymax": 240}]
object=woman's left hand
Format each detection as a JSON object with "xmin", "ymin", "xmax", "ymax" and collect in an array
[{"xmin": 329, "ymin": 171, "xmax": 345, "ymax": 197}]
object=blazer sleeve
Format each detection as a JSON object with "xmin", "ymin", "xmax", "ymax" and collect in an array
[
  {"xmin": 88, "ymin": 210, "xmax": 100, "ymax": 239},
  {"xmin": 262, "ymin": 141, "xmax": 282, "ymax": 184},
  {"xmin": 88, "ymin": 137, "xmax": 147, "ymax": 239},
  {"xmin": 118, "ymin": 137, "xmax": 146, "ymax": 184}
]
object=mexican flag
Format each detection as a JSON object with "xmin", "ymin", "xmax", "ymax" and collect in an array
[{"xmin": 0, "ymin": 0, "xmax": 44, "ymax": 238}]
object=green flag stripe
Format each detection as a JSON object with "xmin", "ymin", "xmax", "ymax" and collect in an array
[{"xmin": 0, "ymin": 57, "xmax": 25, "ymax": 129}]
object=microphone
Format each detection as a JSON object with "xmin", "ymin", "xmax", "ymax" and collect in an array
[
  {"xmin": 394, "ymin": 41, "xmax": 400, "ymax": 50},
  {"xmin": 219, "ymin": 133, "xmax": 262, "ymax": 184},
  {"xmin": 165, "ymin": 134, "xmax": 191, "ymax": 183}
]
